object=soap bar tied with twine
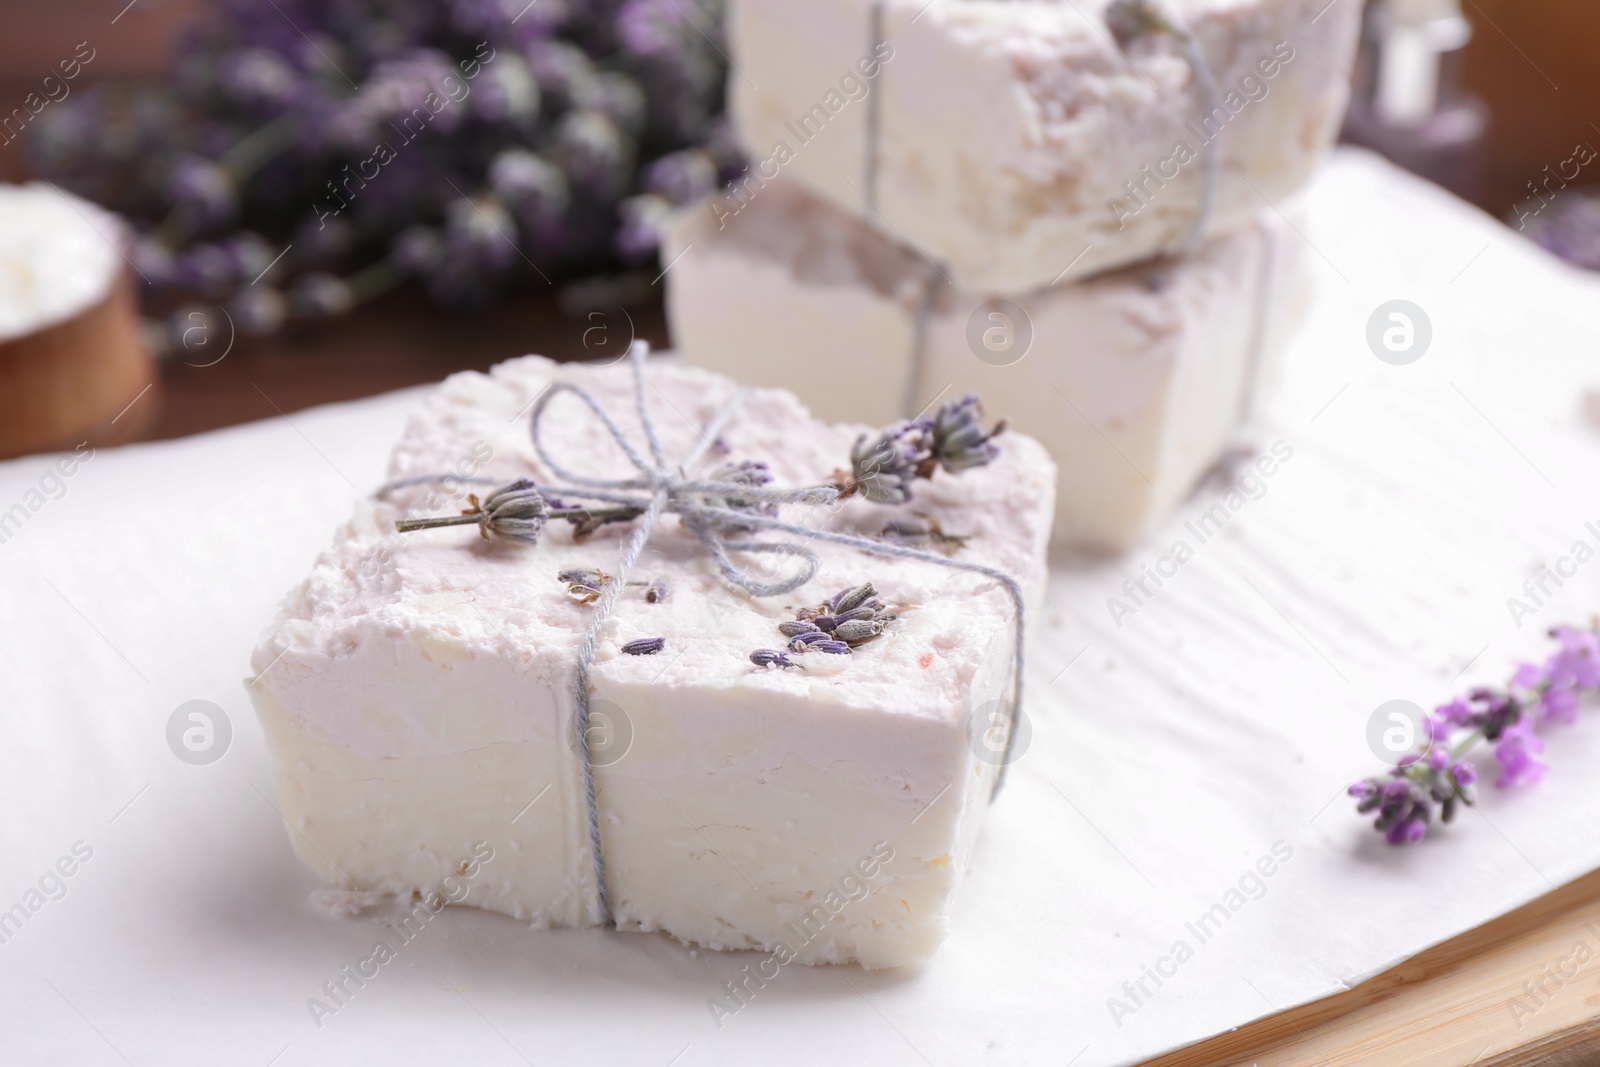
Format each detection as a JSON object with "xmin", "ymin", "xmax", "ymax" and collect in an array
[
  {"xmin": 859, "ymin": 0, "xmax": 1223, "ymax": 417},
  {"xmin": 387, "ymin": 342, "xmax": 1027, "ymax": 927}
]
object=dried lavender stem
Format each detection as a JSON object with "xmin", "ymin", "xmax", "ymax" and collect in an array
[{"xmin": 396, "ymin": 506, "xmax": 640, "ymax": 533}]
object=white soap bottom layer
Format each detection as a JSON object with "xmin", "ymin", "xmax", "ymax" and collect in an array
[
  {"xmin": 258, "ymin": 696, "xmax": 1001, "ymax": 969},
  {"xmin": 667, "ymin": 181, "xmax": 1311, "ymax": 551}
]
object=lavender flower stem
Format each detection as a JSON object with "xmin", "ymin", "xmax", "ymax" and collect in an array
[{"xmin": 396, "ymin": 506, "xmax": 641, "ymax": 533}]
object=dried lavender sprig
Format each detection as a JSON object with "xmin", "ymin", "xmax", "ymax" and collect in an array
[
  {"xmin": 1351, "ymin": 623, "xmax": 1600, "ymax": 845},
  {"xmin": 839, "ymin": 396, "xmax": 1004, "ymax": 505}
]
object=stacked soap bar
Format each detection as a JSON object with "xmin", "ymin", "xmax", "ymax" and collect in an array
[
  {"xmin": 250, "ymin": 356, "xmax": 1055, "ymax": 968},
  {"xmin": 725, "ymin": 0, "xmax": 1361, "ymax": 291},
  {"xmin": 667, "ymin": 177, "xmax": 1308, "ymax": 551},
  {"xmin": 670, "ymin": 0, "xmax": 1354, "ymax": 549}
]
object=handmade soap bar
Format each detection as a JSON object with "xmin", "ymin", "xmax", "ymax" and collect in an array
[
  {"xmin": 667, "ymin": 178, "xmax": 1307, "ymax": 551},
  {"xmin": 250, "ymin": 356, "xmax": 1054, "ymax": 968},
  {"xmin": 724, "ymin": 0, "xmax": 1358, "ymax": 292}
]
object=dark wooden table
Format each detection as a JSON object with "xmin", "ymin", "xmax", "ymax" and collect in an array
[{"xmin": 143, "ymin": 285, "xmax": 670, "ymax": 441}]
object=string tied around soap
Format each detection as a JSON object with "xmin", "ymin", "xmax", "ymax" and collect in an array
[{"xmin": 384, "ymin": 342, "xmax": 1028, "ymax": 928}]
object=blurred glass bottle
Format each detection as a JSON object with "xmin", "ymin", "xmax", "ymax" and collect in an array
[{"xmin": 1341, "ymin": 0, "xmax": 1488, "ymax": 202}]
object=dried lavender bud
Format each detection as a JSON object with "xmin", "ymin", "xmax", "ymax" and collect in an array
[
  {"xmin": 558, "ymin": 567, "xmax": 610, "ymax": 603},
  {"xmin": 750, "ymin": 649, "xmax": 794, "ymax": 669},
  {"xmin": 814, "ymin": 640, "xmax": 852, "ymax": 655},
  {"xmin": 833, "ymin": 582, "xmax": 877, "ymax": 614},
  {"xmin": 622, "ymin": 637, "xmax": 665, "ymax": 655},
  {"xmin": 475, "ymin": 480, "xmax": 549, "ymax": 543},
  {"xmin": 849, "ymin": 423, "xmax": 931, "ymax": 506},
  {"xmin": 645, "ymin": 578, "xmax": 668, "ymax": 604},
  {"xmin": 778, "ymin": 620, "xmax": 820, "ymax": 637},
  {"xmin": 881, "ymin": 515, "xmax": 969, "ymax": 553},
  {"xmin": 788, "ymin": 631, "xmax": 833, "ymax": 651},
  {"xmin": 834, "ymin": 619, "xmax": 884, "ymax": 644},
  {"xmin": 835, "ymin": 606, "xmax": 877, "ymax": 623},
  {"xmin": 708, "ymin": 461, "xmax": 775, "ymax": 513},
  {"xmin": 811, "ymin": 615, "xmax": 841, "ymax": 632},
  {"xmin": 928, "ymin": 394, "xmax": 1004, "ymax": 474}
]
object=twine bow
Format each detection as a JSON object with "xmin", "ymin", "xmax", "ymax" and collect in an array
[{"xmin": 389, "ymin": 341, "xmax": 1027, "ymax": 926}]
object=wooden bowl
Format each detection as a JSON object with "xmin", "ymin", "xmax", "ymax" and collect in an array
[{"xmin": 0, "ymin": 192, "xmax": 158, "ymax": 459}]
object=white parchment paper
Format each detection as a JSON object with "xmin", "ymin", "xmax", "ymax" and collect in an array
[{"xmin": 2, "ymin": 151, "xmax": 1599, "ymax": 1066}]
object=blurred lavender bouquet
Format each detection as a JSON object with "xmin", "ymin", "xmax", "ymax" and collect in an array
[{"xmin": 29, "ymin": 0, "xmax": 737, "ymax": 348}]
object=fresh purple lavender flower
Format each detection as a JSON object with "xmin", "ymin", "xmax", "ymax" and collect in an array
[
  {"xmin": 293, "ymin": 214, "xmax": 355, "ymax": 268},
  {"xmin": 1493, "ymin": 719, "xmax": 1547, "ymax": 788},
  {"xmin": 167, "ymin": 156, "xmax": 237, "ymax": 235},
  {"xmin": 622, "ymin": 637, "xmax": 665, "ymax": 655},
  {"xmin": 26, "ymin": 0, "xmax": 731, "ymax": 334},
  {"xmin": 615, "ymin": 194, "xmax": 673, "ymax": 264},
  {"xmin": 471, "ymin": 54, "xmax": 540, "ymax": 126},
  {"xmin": 1354, "ymin": 623, "xmax": 1598, "ymax": 844},
  {"xmin": 391, "ymin": 226, "xmax": 445, "ymax": 276},
  {"xmin": 555, "ymin": 110, "xmax": 632, "ymax": 198},
  {"xmin": 219, "ymin": 48, "xmax": 300, "ymax": 111},
  {"xmin": 642, "ymin": 148, "xmax": 718, "ymax": 205},
  {"xmin": 288, "ymin": 272, "xmax": 355, "ymax": 319},
  {"xmin": 574, "ymin": 72, "xmax": 648, "ymax": 136},
  {"xmin": 489, "ymin": 149, "xmax": 569, "ymax": 220}
]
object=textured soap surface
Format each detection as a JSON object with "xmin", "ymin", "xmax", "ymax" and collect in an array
[
  {"xmin": 725, "ymin": 0, "xmax": 1359, "ymax": 293},
  {"xmin": 250, "ymin": 356, "xmax": 1055, "ymax": 968},
  {"xmin": 667, "ymin": 177, "xmax": 1308, "ymax": 551}
]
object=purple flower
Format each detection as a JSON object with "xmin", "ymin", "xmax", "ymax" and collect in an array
[
  {"xmin": 1510, "ymin": 660, "xmax": 1548, "ymax": 690},
  {"xmin": 642, "ymin": 148, "xmax": 718, "ymax": 205},
  {"xmin": 749, "ymin": 649, "xmax": 793, "ymax": 669},
  {"xmin": 1550, "ymin": 624, "xmax": 1600, "ymax": 687},
  {"xmin": 555, "ymin": 110, "xmax": 632, "ymax": 198},
  {"xmin": 1493, "ymin": 720, "xmax": 1547, "ymax": 788},
  {"xmin": 1537, "ymin": 682, "xmax": 1581, "ymax": 726},
  {"xmin": 850, "ymin": 422, "xmax": 933, "ymax": 506},
  {"xmin": 1386, "ymin": 814, "xmax": 1429, "ymax": 846},
  {"xmin": 489, "ymin": 149, "xmax": 569, "ymax": 219},
  {"xmin": 614, "ymin": 194, "xmax": 673, "ymax": 264},
  {"xmin": 927, "ymin": 393, "xmax": 1005, "ymax": 474},
  {"xmin": 1434, "ymin": 695, "xmax": 1473, "ymax": 727},
  {"xmin": 622, "ymin": 637, "xmax": 665, "ymax": 656},
  {"xmin": 167, "ymin": 156, "xmax": 237, "ymax": 235}
]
